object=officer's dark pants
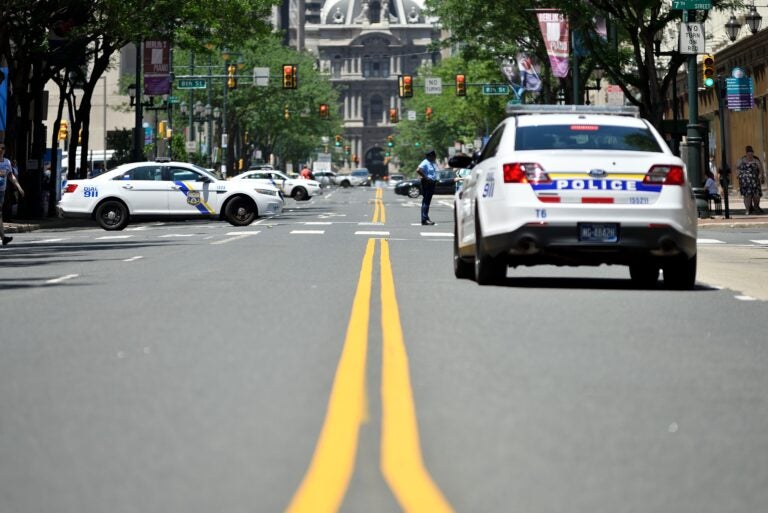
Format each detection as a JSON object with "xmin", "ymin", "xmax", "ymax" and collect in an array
[{"xmin": 421, "ymin": 179, "xmax": 435, "ymax": 222}]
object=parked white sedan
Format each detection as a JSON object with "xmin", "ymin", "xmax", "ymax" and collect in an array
[
  {"xmin": 58, "ymin": 160, "xmax": 283, "ymax": 230},
  {"xmin": 453, "ymin": 105, "xmax": 698, "ymax": 289},
  {"xmin": 231, "ymin": 170, "xmax": 322, "ymax": 201}
]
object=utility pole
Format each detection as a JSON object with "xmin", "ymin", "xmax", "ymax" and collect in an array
[{"xmin": 685, "ymin": 10, "xmax": 702, "ymax": 188}]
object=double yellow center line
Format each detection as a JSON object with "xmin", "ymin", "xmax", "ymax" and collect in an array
[{"xmin": 286, "ymin": 189, "xmax": 453, "ymax": 513}]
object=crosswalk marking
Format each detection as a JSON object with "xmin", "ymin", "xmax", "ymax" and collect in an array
[
  {"xmin": 697, "ymin": 238, "xmax": 726, "ymax": 244},
  {"xmin": 291, "ymin": 230, "xmax": 325, "ymax": 234},
  {"xmin": 420, "ymin": 232, "xmax": 453, "ymax": 237},
  {"xmin": 355, "ymin": 231, "xmax": 390, "ymax": 236},
  {"xmin": 96, "ymin": 235, "xmax": 132, "ymax": 240},
  {"xmin": 29, "ymin": 238, "xmax": 64, "ymax": 243},
  {"xmin": 750, "ymin": 240, "xmax": 768, "ymax": 245}
]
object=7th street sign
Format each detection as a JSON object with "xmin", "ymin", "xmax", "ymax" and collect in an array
[
  {"xmin": 177, "ymin": 79, "xmax": 206, "ymax": 89},
  {"xmin": 672, "ymin": 0, "xmax": 712, "ymax": 9}
]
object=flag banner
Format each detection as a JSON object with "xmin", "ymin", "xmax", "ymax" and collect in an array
[
  {"xmin": 518, "ymin": 54, "xmax": 542, "ymax": 92},
  {"xmin": 143, "ymin": 40, "xmax": 171, "ymax": 96},
  {"xmin": 0, "ymin": 67, "xmax": 7, "ymax": 133},
  {"xmin": 536, "ymin": 10, "xmax": 570, "ymax": 78}
]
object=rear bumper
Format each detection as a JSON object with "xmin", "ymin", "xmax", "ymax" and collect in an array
[{"xmin": 482, "ymin": 223, "xmax": 697, "ymax": 266}]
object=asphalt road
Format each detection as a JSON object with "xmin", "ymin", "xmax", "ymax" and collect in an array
[{"xmin": 1, "ymin": 186, "xmax": 767, "ymax": 513}]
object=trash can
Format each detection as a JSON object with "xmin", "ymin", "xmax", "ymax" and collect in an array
[{"xmin": 692, "ymin": 187, "xmax": 710, "ymax": 218}]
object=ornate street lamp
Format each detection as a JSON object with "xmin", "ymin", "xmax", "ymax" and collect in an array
[
  {"xmin": 725, "ymin": 14, "xmax": 742, "ymax": 42},
  {"xmin": 745, "ymin": 5, "xmax": 763, "ymax": 34}
]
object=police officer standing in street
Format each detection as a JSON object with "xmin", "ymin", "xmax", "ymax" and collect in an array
[{"xmin": 416, "ymin": 149, "xmax": 439, "ymax": 225}]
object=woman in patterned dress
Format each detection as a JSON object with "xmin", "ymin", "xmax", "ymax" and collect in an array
[{"xmin": 736, "ymin": 145, "xmax": 765, "ymax": 214}]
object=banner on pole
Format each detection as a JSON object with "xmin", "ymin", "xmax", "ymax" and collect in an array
[{"xmin": 536, "ymin": 10, "xmax": 570, "ymax": 78}]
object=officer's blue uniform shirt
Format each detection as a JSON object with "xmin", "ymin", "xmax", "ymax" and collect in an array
[{"xmin": 418, "ymin": 159, "xmax": 438, "ymax": 180}]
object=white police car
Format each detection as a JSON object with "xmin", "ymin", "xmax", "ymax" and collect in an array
[
  {"xmin": 59, "ymin": 160, "xmax": 283, "ymax": 230},
  {"xmin": 231, "ymin": 169, "xmax": 322, "ymax": 201},
  {"xmin": 452, "ymin": 105, "xmax": 698, "ymax": 289}
]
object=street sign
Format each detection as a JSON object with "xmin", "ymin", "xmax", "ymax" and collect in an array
[
  {"xmin": 185, "ymin": 141, "xmax": 196, "ymax": 152},
  {"xmin": 407, "ymin": 110, "xmax": 416, "ymax": 121},
  {"xmin": 253, "ymin": 67, "xmax": 270, "ymax": 87},
  {"xmin": 177, "ymin": 79, "xmax": 206, "ymax": 89},
  {"xmin": 482, "ymin": 84, "xmax": 510, "ymax": 95},
  {"xmin": 671, "ymin": 0, "xmax": 712, "ymax": 9},
  {"xmin": 678, "ymin": 22, "xmax": 705, "ymax": 54},
  {"xmin": 424, "ymin": 77, "xmax": 442, "ymax": 94},
  {"xmin": 167, "ymin": 95, "xmax": 180, "ymax": 104}
]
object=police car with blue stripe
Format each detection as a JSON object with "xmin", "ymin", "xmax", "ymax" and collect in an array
[
  {"xmin": 59, "ymin": 160, "xmax": 283, "ymax": 230},
  {"xmin": 452, "ymin": 105, "xmax": 698, "ymax": 289}
]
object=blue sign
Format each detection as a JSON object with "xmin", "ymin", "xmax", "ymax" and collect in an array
[
  {"xmin": 726, "ymin": 76, "xmax": 754, "ymax": 111},
  {"xmin": 0, "ymin": 67, "xmax": 8, "ymax": 132}
]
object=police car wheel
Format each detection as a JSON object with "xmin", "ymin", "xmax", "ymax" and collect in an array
[
  {"xmin": 95, "ymin": 200, "xmax": 129, "ymax": 231},
  {"xmin": 407, "ymin": 186, "xmax": 420, "ymax": 198},
  {"xmin": 225, "ymin": 196, "xmax": 257, "ymax": 226},
  {"xmin": 453, "ymin": 217, "xmax": 473, "ymax": 279},
  {"xmin": 293, "ymin": 187, "xmax": 308, "ymax": 201},
  {"xmin": 340, "ymin": 180, "xmax": 351, "ymax": 188},
  {"xmin": 662, "ymin": 254, "xmax": 697, "ymax": 290},
  {"xmin": 474, "ymin": 218, "xmax": 506, "ymax": 285},
  {"xmin": 629, "ymin": 263, "xmax": 659, "ymax": 288}
]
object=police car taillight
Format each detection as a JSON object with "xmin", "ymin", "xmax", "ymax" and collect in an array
[
  {"xmin": 64, "ymin": 184, "xmax": 78, "ymax": 194},
  {"xmin": 503, "ymin": 163, "xmax": 550, "ymax": 184},
  {"xmin": 642, "ymin": 165, "xmax": 685, "ymax": 186}
]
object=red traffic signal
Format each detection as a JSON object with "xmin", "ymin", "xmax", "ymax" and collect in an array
[
  {"xmin": 425, "ymin": 106, "xmax": 432, "ymax": 122},
  {"xmin": 398, "ymin": 75, "xmax": 413, "ymax": 98},
  {"xmin": 455, "ymin": 74, "xmax": 466, "ymax": 96},
  {"xmin": 319, "ymin": 103, "xmax": 329, "ymax": 119},
  {"xmin": 389, "ymin": 108, "xmax": 399, "ymax": 123},
  {"xmin": 282, "ymin": 64, "xmax": 297, "ymax": 89}
]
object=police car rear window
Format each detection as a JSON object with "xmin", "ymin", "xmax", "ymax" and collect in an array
[{"xmin": 515, "ymin": 124, "xmax": 661, "ymax": 152}]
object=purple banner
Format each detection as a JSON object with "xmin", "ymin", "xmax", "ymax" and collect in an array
[
  {"xmin": 144, "ymin": 75, "xmax": 171, "ymax": 96},
  {"xmin": 537, "ymin": 10, "xmax": 570, "ymax": 78}
]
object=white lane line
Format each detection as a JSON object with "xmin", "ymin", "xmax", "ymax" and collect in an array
[
  {"xmin": 750, "ymin": 240, "xmax": 768, "ymax": 245},
  {"xmin": 305, "ymin": 222, "xmax": 333, "ymax": 225},
  {"xmin": 291, "ymin": 230, "xmax": 325, "ymax": 234},
  {"xmin": 735, "ymin": 295, "xmax": 757, "ymax": 301},
  {"xmin": 29, "ymin": 238, "xmax": 65, "ymax": 243},
  {"xmin": 96, "ymin": 235, "xmax": 132, "ymax": 240},
  {"xmin": 126, "ymin": 226, "xmax": 149, "ymax": 231},
  {"xmin": 355, "ymin": 231, "xmax": 390, "ymax": 236},
  {"xmin": 211, "ymin": 232, "xmax": 260, "ymax": 245},
  {"xmin": 421, "ymin": 232, "xmax": 453, "ymax": 237},
  {"xmin": 45, "ymin": 274, "xmax": 79, "ymax": 284},
  {"xmin": 697, "ymin": 238, "xmax": 726, "ymax": 244},
  {"xmin": 159, "ymin": 233, "xmax": 196, "ymax": 238},
  {"xmin": 123, "ymin": 256, "xmax": 144, "ymax": 262}
]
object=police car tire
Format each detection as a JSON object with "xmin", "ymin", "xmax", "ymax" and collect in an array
[
  {"xmin": 629, "ymin": 263, "xmax": 659, "ymax": 288},
  {"xmin": 292, "ymin": 187, "xmax": 308, "ymax": 201},
  {"xmin": 662, "ymin": 254, "xmax": 697, "ymax": 290},
  {"xmin": 474, "ymin": 218, "xmax": 506, "ymax": 285},
  {"xmin": 224, "ymin": 196, "xmax": 257, "ymax": 226},
  {"xmin": 407, "ymin": 185, "xmax": 420, "ymax": 198},
  {"xmin": 453, "ymin": 217, "xmax": 473, "ymax": 279},
  {"xmin": 340, "ymin": 180, "xmax": 351, "ymax": 188},
  {"xmin": 95, "ymin": 200, "xmax": 129, "ymax": 231}
]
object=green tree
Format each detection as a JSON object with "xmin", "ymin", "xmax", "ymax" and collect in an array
[{"xmin": 426, "ymin": 0, "xmax": 743, "ymax": 129}]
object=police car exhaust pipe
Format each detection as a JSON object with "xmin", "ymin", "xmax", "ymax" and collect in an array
[
  {"xmin": 514, "ymin": 237, "xmax": 538, "ymax": 255},
  {"xmin": 651, "ymin": 237, "xmax": 680, "ymax": 256}
]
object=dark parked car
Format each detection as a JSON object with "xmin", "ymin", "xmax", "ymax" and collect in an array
[{"xmin": 394, "ymin": 169, "xmax": 456, "ymax": 198}]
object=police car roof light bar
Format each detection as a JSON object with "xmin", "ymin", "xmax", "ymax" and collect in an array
[{"xmin": 505, "ymin": 104, "xmax": 640, "ymax": 117}]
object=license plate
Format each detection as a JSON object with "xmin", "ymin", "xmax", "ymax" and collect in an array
[{"xmin": 578, "ymin": 223, "xmax": 618, "ymax": 242}]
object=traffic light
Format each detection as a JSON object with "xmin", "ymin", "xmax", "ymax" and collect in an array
[
  {"xmin": 282, "ymin": 64, "xmax": 297, "ymax": 89},
  {"xmin": 284, "ymin": 105, "xmax": 290, "ymax": 120},
  {"xmin": 344, "ymin": 145, "xmax": 350, "ymax": 155},
  {"xmin": 702, "ymin": 54, "xmax": 715, "ymax": 88},
  {"xmin": 425, "ymin": 106, "xmax": 432, "ymax": 122},
  {"xmin": 58, "ymin": 120, "xmax": 69, "ymax": 141},
  {"xmin": 414, "ymin": 141, "xmax": 421, "ymax": 148},
  {"xmin": 227, "ymin": 64, "xmax": 237, "ymax": 90},
  {"xmin": 387, "ymin": 135, "xmax": 394, "ymax": 147},
  {"xmin": 158, "ymin": 121, "xmax": 166, "ymax": 140},
  {"xmin": 319, "ymin": 103, "xmax": 329, "ymax": 119},
  {"xmin": 389, "ymin": 108, "xmax": 399, "ymax": 123},
  {"xmin": 335, "ymin": 134, "xmax": 342, "ymax": 147},
  {"xmin": 455, "ymin": 74, "xmax": 466, "ymax": 96},
  {"xmin": 398, "ymin": 74, "xmax": 413, "ymax": 98}
]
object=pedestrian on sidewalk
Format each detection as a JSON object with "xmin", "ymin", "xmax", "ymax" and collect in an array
[
  {"xmin": 736, "ymin": 145, "xmax": 764, "ymax": 214},
  {"xmin": 416, "ymin": 149, "xmax": 439, "ymax": 225},
  {"xmin": 0, "ymin": 144, "xmax": 25, "ymax": 246}
]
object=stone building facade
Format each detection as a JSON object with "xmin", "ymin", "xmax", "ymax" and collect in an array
[{"xmin": 276, "ymin": 0, "xmax": 440, "ymax": 178}]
